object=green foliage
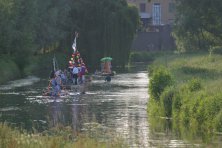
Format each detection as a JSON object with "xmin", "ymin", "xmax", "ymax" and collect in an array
[
  {"xmin": 160, "ymin": 87, "xmax": 175, "ymax": 117},
  {"xmin": 69, "ymin": 0, "xmax": 139, "ymax": 67},
  {"xmin": 173, "ymin": 0, "xmax": 222, "ymax": 52},
  {"xmin": 187, "ymin": 78, "xmax": 202, "ymax": 92},
  {"xmin": 0, "ymin": 123, "xmax": 127, "ymax": 148},
  {"xmin": 180, "ymin": 66, "xmax": 208, "ymax": 74},
  {"xmin": 147, "ymin": 97, "xmax": 164, "ymax": 117},
  {"xmin": 147, "ymin": 51, "xmax": 222, "ymax": 143},
  {"xmin": 129, "ymin": 51, "xmax": 155, "ymax": 63},
  {"xmin": 172, "ymin": 90, "xmax": 182, "ymax": 112},
  {"xmin": 0, "ymin": 0, "xmax": 139, "ymax": 80},
  {"xmin": 0, "ymin": 55, "xmax": 21, "ymax": 84},
  {"xmin": 24, "ymin": 52, "xmax": 69, "ymax": 77},
  {"xmin": 149, "ymin": 67, "xmax": 173, "ymax": 101},
  {"xmin": 211, "ymin": 46, "xmax": 222, "ymax": 55},
  {"xmin": 214, "ymin": 110, "xmax": 222, "ymax": 132}
]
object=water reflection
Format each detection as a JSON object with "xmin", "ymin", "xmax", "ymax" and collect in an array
[
  {"xmin": 0, "ymin": 68, "xmax": 213, "ymax": 147},
  {"xmin": 49, "ymin": 100, "xmax": 65, "ymax": 127}
]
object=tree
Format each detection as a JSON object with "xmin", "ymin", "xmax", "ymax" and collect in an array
[
  {"xmin": 0, "ymin": 0, "xmax": 139, "ymax": 74},
  {"xmin": 68, "ymin": 0, "xmax": 139, "ymax": 67},
  {"xmin": 173, "ymin": 0, "xmax": 222, "ymax": 51}
]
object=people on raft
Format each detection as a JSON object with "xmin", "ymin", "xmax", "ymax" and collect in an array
[
  {"xmin": 60, "ymin": 69, "xmax": 68, "ymax": 85},
  {"xmin": 45, "ymin": 70, "xmax": 64, "ymax": 96},
  {"xmin": 79, "ymin": 63, "xmax": 86, "ymax": 84},
  {"xmin": 49, "ymin": 74, "xmax": 59, "ymax": 96},
  {"xmin": 44, "ymin": 66, "xmax": 91, "ymax": 96},
  {"xmin": 71, "ymin": 63, "xmax": 88, "ymax": 85},
  {"xmin": 55, "ymin": 70, "xmax": 62, "ymax": 92},
  {"xmin": 72, "ymin": 64, "xmax": 79, "ymax": 85}
]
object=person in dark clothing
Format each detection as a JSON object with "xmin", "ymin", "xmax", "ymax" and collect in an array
[
  {"xmin": 50, "ymin": 70, "xmax": 55, "ymax": 79},
  {"xmin": 105, "ymin": 75, "xmax": 111, "ymax": 82}
]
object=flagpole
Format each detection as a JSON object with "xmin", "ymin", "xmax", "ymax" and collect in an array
[{"xmin": 53, "ymin": 54, "xmax": 56, "ymax": 72}]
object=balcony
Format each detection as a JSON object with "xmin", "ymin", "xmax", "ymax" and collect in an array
[{"xmin": 139, "ymin": 12, "xmax": 151, "ymax": 19}]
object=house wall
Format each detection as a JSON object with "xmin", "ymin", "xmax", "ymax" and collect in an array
[
  {"xmin": 127, "ymin": 0, "xmax": 176, "ymax": 25},
  {"xmin": 131, "ymin": 25, "xmax": 175, "ymax": 51}
]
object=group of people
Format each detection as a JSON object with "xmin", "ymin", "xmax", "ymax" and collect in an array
[
  {"xmin": 71, "ymin": 63, "xmax": 87, "ymax": 85},
  {"xmin": 45, "ymin": 63, "xmax": 87, "ymax": 96},
  {"xmin": 47, "ymin": 69, "xmax": 67, "ymax": 96}
]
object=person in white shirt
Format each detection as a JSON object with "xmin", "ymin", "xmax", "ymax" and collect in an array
[{"xmin": 72, "ymin": 65, "xmax": 79, "ymax": 85}]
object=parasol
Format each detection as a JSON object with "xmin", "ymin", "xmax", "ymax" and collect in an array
[{"xmin": 100, "ymin": 57, "xmax": 112, "ymax": 62}]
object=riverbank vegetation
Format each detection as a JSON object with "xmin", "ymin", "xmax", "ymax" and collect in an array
[
  {"xmin": 147, "ymin": 0, "xmax": 222, "ymax": 145},
  {"xmin": 173, "ymin": 0, "xmax": 222, "ymax": 52},
  {"xmin": 147, "ymin": 51, "xmax": 222, "ymax": 144},
  {"xmin": 0, "ymin": 123, "xmax": 127, "ymax": 148},
  {"xmin": 0, "ymin": 56, "xmax": 21, "ymax": 84},
  {"xmin": 0, "ymin": 0, "xmax": 139, "ymax": 84},
  {"xmin": 129, "ymin": 51, "xmax": 163, "ymax": 63}
]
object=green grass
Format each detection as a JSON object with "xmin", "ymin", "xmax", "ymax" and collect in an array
[
  {"xmin": 0, "ymin": 123, "xmax": 127, "ymax": 148},
  {"xmin": 129, "ymin": 51, "xmax": 168, "ymax": 63},
  {"xmin": 147, "ymin": 51, "xmax": 222, "ymax": 144}
]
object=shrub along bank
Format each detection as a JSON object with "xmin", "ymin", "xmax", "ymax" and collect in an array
[
  {"xmin": 24, "ymin": 52, "xmax": 69, "ymax": 78},
  {"xmin": 0, "ymin": 52, "xmax": 69, "ymax": 84},
  {"xmin": 147, "ymin": 52, "xmax": 222, "ymax": 143},
  {"xmin": 0, "ymin": 56, "xmax": 21, "ymax": 84}
]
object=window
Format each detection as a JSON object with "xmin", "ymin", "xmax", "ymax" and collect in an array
[
  {"xmin": 152, "ymin": 3, "xmax": 161, "ymax": 25},
  {"xmin": 140, "ymin": 3, "xmax": 146, "ymax": 12},
  {"xmin": 169, "ymin": 2, "xmax": 175, "ymax": 13}
]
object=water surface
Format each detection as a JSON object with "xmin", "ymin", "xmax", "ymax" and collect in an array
[{"xmin": 0, "ymin": 67, "xmax": 212, "ymax": 147}]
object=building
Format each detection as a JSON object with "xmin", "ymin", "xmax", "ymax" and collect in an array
[
  {"xmin": 127, "ymin": 0, "xmax": 176, "ymax": 51},
  {"xmin": 127, "ymin": 0, "xmax": 176, "ymax": 26}
]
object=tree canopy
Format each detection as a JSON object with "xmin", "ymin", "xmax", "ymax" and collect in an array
[
  {"xmin": 0, "ymin": 0, "xmax": 139, "ymax": 72},
  {"xmin": 173, "ymin": 0, "xmax": 222, "ymax": 51}
]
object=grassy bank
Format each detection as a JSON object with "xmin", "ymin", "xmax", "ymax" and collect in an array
[
  {"xmin": 147, "ymin": 51, "xmax": 222, "ymax": 143},
  {"xmin": 0, "ymin": 56, "xmax": 21, "ymax": 84},
  {"xmin": 129, "ymin": 51, "xmax": 167, "ymax": 63},
  {"xmin": 0, "ymin": 123, "xmax": 127, "ymax": 148}
]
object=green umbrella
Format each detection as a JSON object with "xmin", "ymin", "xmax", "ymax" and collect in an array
[{"xmin": 100, "ymin": 57, "xmax": 112, "ymax": 62}]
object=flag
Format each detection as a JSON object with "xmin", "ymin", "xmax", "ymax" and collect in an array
[
  {"xmin": 72, "ymin": 32, "xmax": 78, "ymax": 53},
  {"xmin": 72, "ymin": 37, "xmax": 77, "ymax": 53}
]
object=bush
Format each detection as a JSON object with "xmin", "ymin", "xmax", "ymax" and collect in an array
[
  {"xmin": 172, "ymin": 91, "xmax": 182, "ymax": 112},
  {"xmin": 211, "ymin": 46, "xmax": 222, "ymax": 55},
  {"xmin": 25, "ymin": 52, "xmax": 68, "ymax": 77},
  {"xmin": 187, "ymin": 78, "xmax": 202, "ymax": 92},
  {"xmin": 160, "ymin": 87, "xmax": 175, "ymax": 117},
  {"xmin": 0, "ymin": 56, "xmax": 21, "ymax": 84},
  {"xmin": 214, "ymin": 110, "xmax": 222, "ymax": 132},
  {"xmin": 129, "ymin": 51, "xmax": 155, "ymax": 63},
  {"xmin": 149, "ymin": 67, "xmax": 173, "ymax": 101},
  {"xmin": 180, "ymin": 66, "xmax": 209, "ymax": 74}
]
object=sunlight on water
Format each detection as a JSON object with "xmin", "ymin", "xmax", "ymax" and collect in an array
[
  {"xmin": 0, "ymin": 76, "xmax": 40, "ymax": 90},
  {"xmin": 0, "ymin": 107, "xmax": 21, "ymax": 112},
  {"xmin": 89, "ymin": 71, "xmax": 150, "ymax": 147}
]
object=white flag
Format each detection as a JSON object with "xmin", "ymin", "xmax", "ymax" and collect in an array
[{"xmin": 72, "ymin": 37, "xmax": 77, "ymax": 53}]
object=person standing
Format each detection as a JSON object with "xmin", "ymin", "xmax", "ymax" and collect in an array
[
  {"xmin": 72, "ymin": 65, "xmax": 79, "ymax": 85},
  {"xmin": 50, "ymin": 74, "xmax": 57, "ymax": 96},
  {"xmin": 61, "ymin": 70, "xmax": 67, "ymax": 85},
  {"xmin": 55, "ymin": 70, "xmax": 62, "ymax": 96},
  {"xmin": 79, "ymin": 63, "xmax": 86, "ymax": 84}
]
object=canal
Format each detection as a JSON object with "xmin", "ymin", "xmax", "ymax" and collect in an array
[{"xmin": 0, "ymin": 65, "xmax": 216, "ymax": 147}]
